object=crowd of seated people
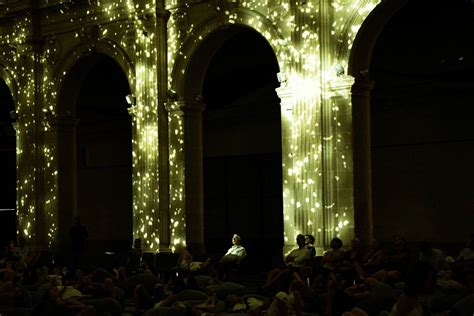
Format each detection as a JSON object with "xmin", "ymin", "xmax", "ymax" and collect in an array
[{"xmin": 0, "ymin": 233, "xmax": 474, "ymax": 315}]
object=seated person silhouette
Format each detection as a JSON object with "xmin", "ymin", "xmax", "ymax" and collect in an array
[
  {"xmin": 217, "ymin": 234, "xmax": 246, "ymax": 281},
  {"xmin": 264, "ymin": 234, "xmax": 312, "ymax": 294},
  {"xmin": 305, "ymin": 234, "xmax": 316, "ymax": 257},
  {"xmin": 175, "ymin": 244, "xmax": 211, "ymax": 273}
]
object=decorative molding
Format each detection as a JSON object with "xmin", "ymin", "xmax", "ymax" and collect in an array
[
  {"xmin": 79, "ymin": 24, "xmax": 99, "ymax": 47},
  {"xmin": 276, "ymin": 86, "xmax": 293, "ymax": 111},
  {"xmin": 173, "ymin": 7, "xmax": 189, "ymax": 40},
  {"xmin": 43, "ymin": 36, "xmax": 61, "ymax": 65},
  {"xmin": 212, "ymin": 0, "xmax": 239, "ymax": 16},
  {"xmin": 165, "ymin": 99, "xmax": 205, "ymax": 116},
  {"xmin": 328, "ymin": 75, "xmax": 355, "ymax": 95}
]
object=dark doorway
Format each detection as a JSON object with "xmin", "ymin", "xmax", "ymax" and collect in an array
[
  {"xmin": 202, "ymin": 27, "xmax": 283, "ymax": 271},
  {"xmin": 75, "ymin": 54, "xmax": 132, "ymax": 253},
  {"xmin": 0, "ymin": 78, "xmax": 16, "ymax": 246},
  {"xmin": 370, "ymin": 0, "xmax": 474, "ymax": 243}
]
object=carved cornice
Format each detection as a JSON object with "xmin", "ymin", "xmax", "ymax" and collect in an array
[
  {"xmin": 268, "ymin": 0, "xmax": 290, "ymax": 24},
  {"xmin": 165, "ymin": 99, "xmax": 205, "ymax": 116},
  {"xmin": 351, "ymin": 76, "xmax": 374, "ymax": 98},
  {"xmin": 275, "ymin": 86, "xmax": 293, "ymax": 111}
]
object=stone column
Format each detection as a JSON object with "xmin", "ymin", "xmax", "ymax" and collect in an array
[
  {"xmin": 156, "ymin": 2, "xmax": 171, "ymax": 252},
  {"xmin": 131, "ymin": 15, "xmax": 161, "ymax": 252},
  {"xmin": 351, "ymin": 76, "xmax": 374, "ymax": 247},
  {"xmin": 165, "ymin": 101, "xmax": 184, "ymax": 251},
  {"xmin": 276, "ymin": 86, "xmax": 295, "ymax": 255},
  {"xmin": 324, "ymin": 75, "xmax": 356, "ymax": 248},
  {"xmin": 48, "ymin": 115, "xmax": 79, "ymax": 250},
  {"xmin": 14, "ymin": 42, "xmax": 42, "ymax": 247},
  {"xmin": 165, "ymin": 100, "xmax": 205, "ymax": 255}
]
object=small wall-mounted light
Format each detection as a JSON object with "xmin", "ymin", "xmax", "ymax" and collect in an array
[
  {"xmin": 167, "ymin": 89, "xmax": 178, "ymax": 101},
  {"xmin": 335, "ymin": 64, "xmax": 345, "ymax": 77},
  {"xmin": 277, "ymin": 72, "xmax": 287, "ymax": 84},
  {"xmin": 125, "ymin": 94, "xmax": 136, "ymax": 106}
]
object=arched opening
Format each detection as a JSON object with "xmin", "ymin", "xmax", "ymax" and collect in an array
[
  {"xmin": 369, "ymin": 0, "xmax": 474, "ymax": 243},
  {"xmin": 201, "ymin": 27, "xmax": 283, "ymax": 271},
  {"xmin": 58, "ymin": 53, "xmax": 132, "ymax": 255},
  {"xmin": 0, "ymin": 78, "xmax": 16, "ymax": 246}
]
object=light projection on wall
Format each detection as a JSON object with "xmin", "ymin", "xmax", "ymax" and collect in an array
[
  {"xmin": 0, "ymin": 0, "xmax": 381, "ymax": 249},
  {"xmin": 165, "ymin": 101, "xmax": 185, "ymax": 251},
  {"xmin": 0, "ymin": 0, "xmax": 163, "ymax": 249},
  {"xmin": 0, "ymin": 14, "xmax": 38, "ymax": 242},
  {"xmin": 166, "ymin": 0, "xmax": 381, "ymax": 250}
]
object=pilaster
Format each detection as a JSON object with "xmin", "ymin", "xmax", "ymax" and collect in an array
[
  {"xmin": 351, "ymin": 76, "xmax": 375, "ymax": 248},
  {"xmin": 276, "ymin": 85, "xmax": 295, "ymax": 255},
  {"xmin": 46, "ymin": 115, "xmax": 79, "ymax": 250},
  {"xmin": 165, "ymin": 99, "xmax": 205, "ymax": 255},
  {"xmin": 322, "ymin": 75, "xmax": 356, "ymax": 248},
  {"xmin": 156, "ymin": 4, "xmax": 172, "ymax": 252},
  {"xmin": 131, "ymin": 14, "xmax": 161, "ymax": 252}
]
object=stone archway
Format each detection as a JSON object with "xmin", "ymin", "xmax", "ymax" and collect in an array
[
  {"xmin": 57, "ymin": 53, "xmax": 133, "ymax": 255},
  {"xmin": 349, "ymin": 0, "xmax": 474, "ymax": 244},
  {"xmin": 347, "ymin": 0, "xmax": 409, "ymax": 246},
  {"xmin": 168, "ymin": 22, "xmax": 285, "ymax": 260},
  {"xmin": 368, "ymin": 1, "xmax": 474, "ymax": 243},
  {"xmin": 201, "ymin": 27, "xmax": 283, "ymax": 270}
]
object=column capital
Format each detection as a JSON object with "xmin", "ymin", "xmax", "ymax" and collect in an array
[
  {"xmin": 328, "ymin": 75, "xmax": 355, "ymax": 93},
  {"xmin": 276, "ymin": 86, "xmax": 293, "ymax": 111},
  {"xmin": 351, "ymin": 76, "xmax": 374, "ymax": 98},
  {"xmin": 165, "ymin": 100, "xmax": 205, "ymax": 115},
  {"xmin": 156, "ymin": 7, "xmax": 171, "ymax": 21}
]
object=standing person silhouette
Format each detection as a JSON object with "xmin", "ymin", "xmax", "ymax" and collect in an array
[{"xmin": 69, "ymin": 216, "xmax": 88, "ymax": 267}]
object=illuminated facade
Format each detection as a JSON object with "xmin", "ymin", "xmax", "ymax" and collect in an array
[{"xmin": 0, "ymin": 0, "xmax": 406, "ymax": 252}]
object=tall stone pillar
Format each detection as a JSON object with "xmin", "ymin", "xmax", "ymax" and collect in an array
[
  {"xmin": 166, "ymin": 100, "xmax": 205, "ymax": 255},
  {"xmin": 14, "ymin": 41, "xmax": 42, "ymax": 247},
  {"xmin": 156, "ymin": 2, "xmax": 171, "ymax": 252},
  {"xmin": 131, "ymin": 14, "xmax": 161, "ymax": 252},
  {"xmin": 276, "ymin": 86, "xmax": 295, "ymax": 255},
  {"xmin": 47, "ymin": 115, "xmax": 79, "ymax": 250},
  {"xmin": 351, "ymin": 76, "xmax": 374, "ymax": 247},
  {"xmin": 324, "ymin": 75, "xmax": 356, "ymax": 248}
]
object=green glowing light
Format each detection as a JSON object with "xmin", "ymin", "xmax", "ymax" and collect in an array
[{"xmin": 1, "ymin": 0, "xmax": 381, "ymax": 250}]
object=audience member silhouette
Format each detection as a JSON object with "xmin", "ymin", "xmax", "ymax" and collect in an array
[
  {"xmin": 217, "ymin": 234, "xmax": 247, "ymax": 281},
  {"xmin": 125, "ymin": 238, "xmax": 142, "ymax": 276},
  {"xmin": 69, "ymin": 216, "xmax": 88, "ymax": 266},
  {"xmin": 175, "ymin": 244, "xmax": 211, "ymax": 273},
  {"xmin": 305, "ymin": 234, "xmax": 316, "ymax": 257}
]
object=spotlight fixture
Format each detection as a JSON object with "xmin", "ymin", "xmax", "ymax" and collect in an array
[{"xmin": 125, "ymin": 94, "xmax": 136, "ymax": 106}]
